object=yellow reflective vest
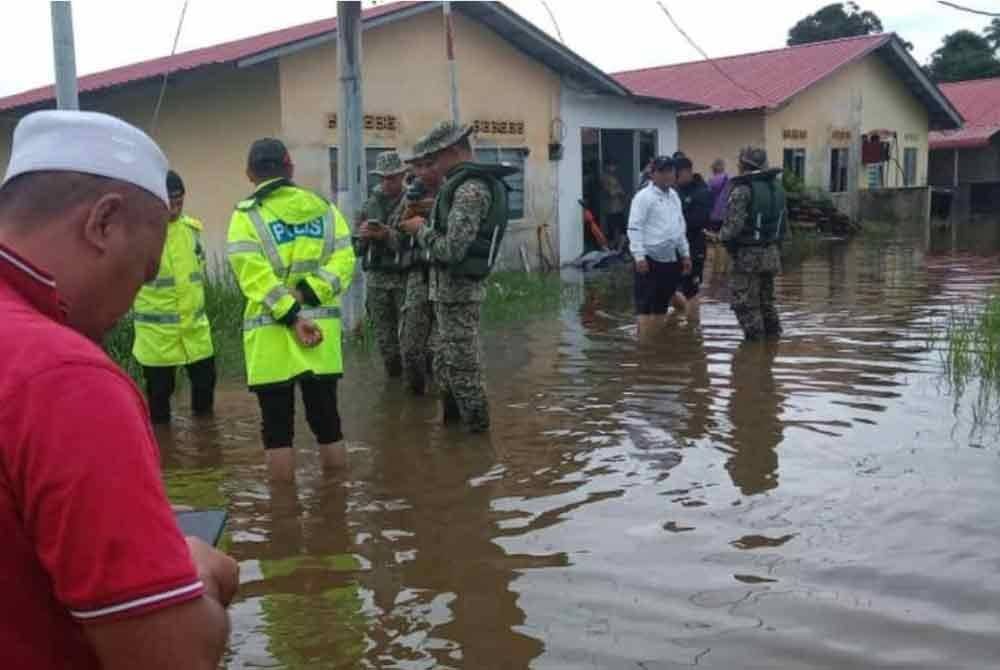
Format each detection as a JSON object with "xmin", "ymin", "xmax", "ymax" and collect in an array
[
  {"xmin": 132, "ymin": 214, "xmax": 214, "ymax": 367},
  {"xmin": 227, "ymin": 179, "xmax": 355, "ymax": 388}
]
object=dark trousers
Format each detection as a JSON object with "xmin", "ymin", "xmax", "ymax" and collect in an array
[
  {"xmin": 255, "ymin": 376, "xmax": 342, "ymax": 449},
  {"xmin": 143, "ymin": 357, "xmax": 217, "ymax": 424}
]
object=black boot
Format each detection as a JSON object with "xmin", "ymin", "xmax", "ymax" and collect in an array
[{"xmin": 442, "ymin": 392, "xmax": 461, "ymax": 424}]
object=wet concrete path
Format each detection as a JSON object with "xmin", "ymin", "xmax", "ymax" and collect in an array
[{"xmin": 161, "ymin": 226, "xmax": 1000, "ymax": 669}]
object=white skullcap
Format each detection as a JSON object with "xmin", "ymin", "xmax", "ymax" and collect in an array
[{"xmin": 2, "ymin": 110, "xmax": 169, "ymax": 206}]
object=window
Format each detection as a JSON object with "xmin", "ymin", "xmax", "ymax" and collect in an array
[
  {"xmin": 830, "ymin": 147, "xmax": 849, "ymax": 193},
  {"xmin": 474, "ymin": 146, "xmax": 525, "ymax": 219},
  {"xmin": 867, "ymin": 163, "xmax": 884, "ymax": 189},
  {"xmin": 328, "ymin": 147, "xmax": 397, "ymax": 198},
  {"xmin": 783, "ymin": 148, "xmax": 806, "ymax": 181},
  {"xmin": 903, "ymin": 147, "xmax": 918, "ymax": 187}
]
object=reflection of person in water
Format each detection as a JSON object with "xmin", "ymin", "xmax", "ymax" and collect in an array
[
  {"xmin": 726, "ymin": 342, "xmax": 784, "ymax": 495},
  {"xmin": 676, "ymin": 327, "xmax": 713, "ymax": 444}
]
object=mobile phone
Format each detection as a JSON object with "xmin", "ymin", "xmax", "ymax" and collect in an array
[{"xmin": 176, "ymin": 509, "xmax": 228, "ymax": 546}]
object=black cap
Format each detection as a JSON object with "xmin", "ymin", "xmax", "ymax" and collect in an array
[
  {"xmin": 674, "ymin": 156, "xmax": 693, "ymax": 171},
  {"xmin": 166, "ymin": 170, "xmax": 185, "ymax": 197},
  {"xmin": 248, "ymin": 138, "xmax": 291, "ymax": 173},
  {"xmin": 652, "ymin": 155, "xmax": 676, "ymax": 171}
]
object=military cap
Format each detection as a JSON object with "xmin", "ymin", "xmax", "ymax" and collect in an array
[
  {"xmin": 414, "ymin": 121, "xmax": 474, "ymax": 158},
  {"xmin": 739, "ymin": 146, "xmax": 768, "ymax": 171},
  {"xmin": 370, "ymin": 150, "xmax": 407, "ymax": 176}
]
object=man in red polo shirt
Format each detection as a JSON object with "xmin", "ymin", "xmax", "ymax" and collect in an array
[{"xmin": 0, "ymin": 110, "xmax": 238, "ymax": 669}]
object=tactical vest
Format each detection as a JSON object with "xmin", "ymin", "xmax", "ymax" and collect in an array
[
  {"xmin": 428, "ymin": 161, "xmax": 514, "ymax": 278},
  {"xmin": 360, "ymin": 191, "xmax": 405, "ymax": 273},
  {"xmin": 734, "ymin": 169, "xmax": 786, "ymax": 246}
]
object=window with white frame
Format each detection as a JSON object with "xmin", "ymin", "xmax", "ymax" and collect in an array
[{"xmin": 474, "ymin": 146, "xmax": 526, "ymax": 219}]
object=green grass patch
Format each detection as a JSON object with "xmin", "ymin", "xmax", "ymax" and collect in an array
[{"xmin": 941, "ymin": 292, "xmax": 1000, "ymax": 389}]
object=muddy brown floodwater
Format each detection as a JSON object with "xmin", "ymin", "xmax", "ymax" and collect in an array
[{"xmin": 159, "ymin": 224, "xmax": 1000, "ymax": 670}]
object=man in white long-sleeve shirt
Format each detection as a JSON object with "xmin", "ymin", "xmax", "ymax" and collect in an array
[{"xmin": 628, "ymin": 155, "xmax": 692, "ymax": 329}]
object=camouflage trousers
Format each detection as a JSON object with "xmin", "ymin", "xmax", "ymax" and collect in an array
[
  {"xmin": 434, "ymin": 301, "xmax": 489, "ymax": 431},
  {"xmin": 730, "ymin": 271, "xmax": 781, "ymax": 340},
  {"xmin": 366, "ymin": 285, "xmax": 405, "ymax": 375},
  {"xmin": 400, "ymin": 273, "xmax": 435, "ymax": 394}
]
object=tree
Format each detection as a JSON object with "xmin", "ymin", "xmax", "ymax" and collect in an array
[
  {"xmin": 986, "ymin": 18, "xmax": 1000, "ymax": 52},
  {"xmin": 928, "ymin": 30, "xmax": 1000, "ymax": 82},
  {"xmin": 787, "ymin": 2, "xmax": 884, "ymax": 46}
]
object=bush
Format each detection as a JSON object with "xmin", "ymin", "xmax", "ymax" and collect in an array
[{"xmin": 782, "ymin": 171, "xmax": 805, "ymax": 194}]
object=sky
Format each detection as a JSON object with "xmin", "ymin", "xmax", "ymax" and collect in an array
[{"xmin": 0, "ymin": 0, "xmax": 994, "ymax": 99}]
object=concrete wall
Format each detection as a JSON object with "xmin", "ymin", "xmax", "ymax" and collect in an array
[
  {"xmin": 857, "ymin": 185, "xmax": 931, "ymax": 225},
  {"xmin": 557, "ymin": 84, "xmax": 678, "ymax": 263},
  {"xmin": 765, "ymin": 53, "xmax": 930, "ymax": 193},
  {"xmin": 0, "ymin": 63, "xmax": 282, "ymax": 260},
  {"xmin": 677, "ymin": 112, "xmax": 765, "ymax": 178},
  {"xmin": 279, "ymin": 7, "xmax": 561, "ymax": 268}
]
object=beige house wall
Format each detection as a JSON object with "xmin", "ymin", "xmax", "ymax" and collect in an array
[
  {"xmin": 677, "ymin": 112, "xmax": 766, "ymax": 175},
  {"xmin": 279, "ymin": 7, "xmax": 561, "ymax": 265},
  {"xmin": 766, "ymin": 54, "xmax": 930, "ymax": 192},
  {"xmin": 0, "ymin": 63, "xmax": 281, "ymax": 259}
]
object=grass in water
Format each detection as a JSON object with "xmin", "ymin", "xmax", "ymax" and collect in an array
[
  {"xmin": 943, "ymin": 292, "xmax": 1000, "ymax": 388},
  {"xmin": 105, "ymin": 269, "xmax": 574, "ymax": 380}
]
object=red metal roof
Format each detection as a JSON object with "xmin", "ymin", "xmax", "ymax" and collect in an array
[
  {"xmin": 0, "ymin": 1, "xmax": 418, "ymax": 113},
  {"xmin": 929, "ymin": 78, "xmax": 1000, "ymax": 150},
  {"xmin": 613, "ymin": 33, "xmax": 892, "ymax": 116}
]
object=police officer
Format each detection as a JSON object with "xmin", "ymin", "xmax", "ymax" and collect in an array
[
  {"xmin": 132, "ymin": 169, "xmax": 216, "ymax": 424},
  {"xmin": 227, "ymin": 138, "xmax": 356, "ymax": 481},
  {"xmin": 357, "ymin": 151, "xmax": 407, "ymax": 379},
  {"xmin": 719, "ymin": 147, "xmax": 786, "ymax": 341},
  {"xmin": 400, "ymin": 122, "xmax": 514, "ymax": 432}
]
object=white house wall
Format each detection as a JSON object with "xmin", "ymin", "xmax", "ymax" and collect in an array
[{"xmin": 557, "ymin": 82, "xmax": 678, "ymax": 263}]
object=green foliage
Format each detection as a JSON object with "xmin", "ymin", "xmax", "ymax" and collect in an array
[
  {"xmin": 782, "ymin": 171, "xmax": 805, "ymax": 194},
  {"xmin": 787, "ymin": 2, "xmax": 883, "ymax": 47},
  {"xmin": 942, "ymin": 292, "xmax": 1000, "ymax": 388},
  {"xmin": 482, "ymin": 271, "xmax": 576, "ymax": 324},
  {"xmin": 928, "ymin": 30, "xmax": 1000, "ymax": 83}
]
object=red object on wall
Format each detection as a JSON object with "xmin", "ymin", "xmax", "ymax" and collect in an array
[{"xmin": 862, "ymin": 135, "xmax": 883, "ymax": 164}]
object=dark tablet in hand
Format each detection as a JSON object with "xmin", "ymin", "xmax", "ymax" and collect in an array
[{"xmin": 176, "ymin": 510, "xmax": 228, "ymax": 546}]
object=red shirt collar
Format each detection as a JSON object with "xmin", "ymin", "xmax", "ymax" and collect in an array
[{"xmin": 0, "ymin": 244, "xmax": 68, "ymax": 322}]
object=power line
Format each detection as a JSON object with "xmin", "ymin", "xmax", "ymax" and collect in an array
[
  {"xmin": 937, "ymin": 1, "xmax": 1000, "ymax": 17},
  {"xmin": 151, "ymin": 0, "xmax": 191, "ymax": 134},
  {"xmin": 653, "ymin": 1, "xmax": 769, "ymax": 107},
  {"xmin": 538, "ymin": 0, "xmax": 565, "ymax": 43}
]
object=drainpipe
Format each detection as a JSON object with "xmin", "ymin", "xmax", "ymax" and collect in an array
[{"xmin": 443, "ymin": 1, "xmax": 460, "ymax": 124}]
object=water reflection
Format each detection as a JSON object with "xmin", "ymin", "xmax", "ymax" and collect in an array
[{"xmin": 157, "ymin": 222, "xmax": 1000, "ymax": 669}]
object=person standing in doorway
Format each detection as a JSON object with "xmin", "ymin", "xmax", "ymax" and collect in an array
[
  {"xmin": 600, "ymin": 158, "xmax": 628, "ymax": 248},
  {"xmin": 673, "ymin": 157, "xmax": 713, "ymax": 320},
  {"xmin": 628, "ymin": 155, "xmax": 692, "ymax": 334},
  {"xmin": 400, "ymin": 122, "xmax": 513, "ymax": 432},
  {"xmin": 720, "ymin": 147, "xmax": 786, "ymax": 341},
  {"xmin": 708, "ymin": 158, "xmax": 731, "ymax": 232},
  {"xmin": 227, "ymin": 138, "xmax": 356, "ymax": 481},
  {"xmin": 132, "ymin": 170, "xmax": 216, "ymax": 424},
  {"xmin": 357, "ymin": 151, "xmax": 407, "ymax": 379}
]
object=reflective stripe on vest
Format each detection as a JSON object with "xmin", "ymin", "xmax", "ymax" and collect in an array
[
  {"xmin": 247, "ymin": 208, "xmax": 285, "ymax": 275},
  {"xmin": 316, "ymin": 268, "xmax": 342, "ymax": 294},
  {"xmin": 134, "ymin": 312, "xmax": 181, "ymax": 325},
  {"xmin": 264, "ymin": 285, "xmax": 292, "ymax": 309},
  {"xmin": 228, "ymin": 241, "xmax": 261, "ymax": 255},
  {"xmin": 145, "ymin": 277, "xmax": 176, "ymax": 289},
  {"xmin": 243, "ymin": 306, "xmax": 341, "ymax": 332}
]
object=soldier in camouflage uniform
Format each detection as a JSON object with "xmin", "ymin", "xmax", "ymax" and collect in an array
[
  {"xmin": 384, "ymin": 143, "xmax": 440, "ymax": 395},
  {"xmin": 401, "ymin": 122, "xmax": 512, "ymax": 432},
  {"xmin": 357, "ymin": 151, "xmax": 407, "ymax": 377},
  {"xmin": 720, "ymin": 147, "xmax": 786, "ymax": 341}
]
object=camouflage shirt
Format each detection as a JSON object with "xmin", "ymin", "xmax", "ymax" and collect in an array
[
  {"xmin": 720, "ymin": 183, "xmax": 781, "ymax": 274},
  {"xmin": 359, "ymin": 190, "xmax": 404, "ymax": 289},
  {"xmin": 416, "ymin": 177, "xmax": 492, "ymax": 303}
]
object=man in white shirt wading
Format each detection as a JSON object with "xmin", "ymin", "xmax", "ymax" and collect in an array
[{"xmin": 628, "ymin": 155, "xmax": 692, "ymax": 334}]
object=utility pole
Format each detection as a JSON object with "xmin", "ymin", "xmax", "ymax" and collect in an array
[
  {"xmin": 51, "ymin": 1, "xmax": 79, "ymax": 110},
  {"xmin": 443, "ymin": 1, "xmax": 460, "ymax": 123},
  {"xmin": 336, "ymin": 1, "xmax": 366, "ymax": 331}
]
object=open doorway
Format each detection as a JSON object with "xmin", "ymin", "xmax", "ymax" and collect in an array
[{"xmin": 580, "ymin": 127, "xmax": 659, "ymax": 252}]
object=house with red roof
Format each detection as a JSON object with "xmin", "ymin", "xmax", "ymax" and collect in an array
[
  {"xmin": 928, "ymin": 77, "xmax": 1000, "ymax": 218},
  {"xmin": 615, "ymin": 34, "xmax": 961, "ymax": 214},
  {"xmin": 0, "ymin": 1, "xmax": 698, "ymax": 265}
]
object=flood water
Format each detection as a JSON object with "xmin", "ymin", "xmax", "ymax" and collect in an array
[{"xmin": 160, "ymin": 223, "xmax": 1000, "ymax": 669}]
